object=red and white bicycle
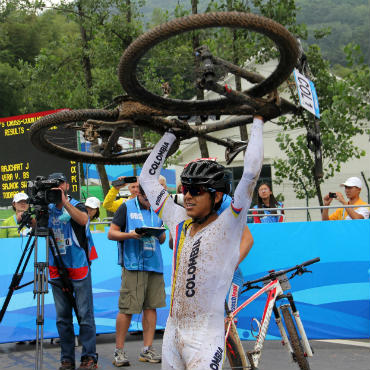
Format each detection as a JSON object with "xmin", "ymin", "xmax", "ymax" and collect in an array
[{"xmin": 225, "ymin": 257, "xmax": 320, "ymax": 370}]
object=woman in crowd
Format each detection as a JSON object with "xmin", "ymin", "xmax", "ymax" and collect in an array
[
  {"xmin": 85, "ymin": 197, "xmax": 100, "ymax": 222},
  {"xmin": 252, "ymin": 183, "xmax": 284, "ymax": 223}
]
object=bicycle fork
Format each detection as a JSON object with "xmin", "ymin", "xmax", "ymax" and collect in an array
[{"xmin": 274, "ymin": 294, "xmax": 313, "ymax": 360}]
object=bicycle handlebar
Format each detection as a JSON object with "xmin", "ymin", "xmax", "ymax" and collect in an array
[{"xmin": 243, "ymin": 257, "xmax": 320, "ymax": 287}]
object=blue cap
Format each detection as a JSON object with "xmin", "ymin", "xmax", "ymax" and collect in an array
[{"xmin": 48, "ymin": 172, "xmax": 67, "ymax": 183}]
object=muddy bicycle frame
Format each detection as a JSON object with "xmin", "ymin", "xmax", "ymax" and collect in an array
[{"xmin": 30, "ymin": 12, "xmax": 303, "ymax": 165}]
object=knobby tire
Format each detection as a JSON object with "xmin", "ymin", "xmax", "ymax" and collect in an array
[
  {"xmin": 119, "ymin": 12, "xmax": 299, "ymax": 114},
  {"xmin": 225, "ymin": 320, "xmax": 248, "ymax": 370},
  {"xmin": 281, "ymin": 305, "xmax": 311, "ymax": 370},
  {"xmin": 29, "ymin": 109, "xmax": 155, "ymax": 165}
]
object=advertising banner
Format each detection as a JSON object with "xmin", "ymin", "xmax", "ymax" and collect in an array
[{"xmin": 0, "ymin": 221, "xmax": 369, "ymax": 343}]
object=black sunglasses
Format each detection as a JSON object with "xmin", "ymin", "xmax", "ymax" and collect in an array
[{"xmin": 181, "ymin": 185, "xmax": 215, "ymax": 196}]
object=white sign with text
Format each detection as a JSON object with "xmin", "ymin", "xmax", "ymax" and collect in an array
[{"xmin": 293, "ymin": 69, "xmax": 320, "ymax": 118}]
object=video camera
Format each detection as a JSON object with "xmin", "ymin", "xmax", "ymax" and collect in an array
[
  {"xmin": 27, "ymin": 176, "xmax": 62, "ymax": 207},
  {"xmin": 18, "ymin": 176, "xmax": 63, "ymax": 231}
]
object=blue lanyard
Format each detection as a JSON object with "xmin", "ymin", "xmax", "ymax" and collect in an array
[{"xmin": 135, "ymin": 197, "xmax": 155, "ymax": 227}]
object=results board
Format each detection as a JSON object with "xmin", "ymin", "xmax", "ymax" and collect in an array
[{"xmin": 0, "ymin": 110, "xmax": 80, "ymax": 207}]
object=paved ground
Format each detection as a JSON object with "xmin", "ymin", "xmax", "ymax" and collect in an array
[{"xmin": 0, "ymin": 332, "xmax": 369, "ymax": 370}]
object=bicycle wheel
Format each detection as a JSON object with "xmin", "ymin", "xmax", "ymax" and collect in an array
[
  {"xmin": 225, "ymin": 320, "xmax": 248, "ymax": 370},
  {"xmin": 29, "ymin": 109, "xmax": 168, "ymax": 165},
  {"xmin": 119, "ymin": 11, "xmax": 299, "ymax": 115},
  {"xmin": 281, "ymin": 305, "xmax": 311, "ymax": 370}
]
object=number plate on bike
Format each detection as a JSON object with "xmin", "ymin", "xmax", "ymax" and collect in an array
[{"xmin": 278, "ymin": 274, "xmax": 291, "ymax": 291}]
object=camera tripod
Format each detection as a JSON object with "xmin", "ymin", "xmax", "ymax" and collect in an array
[{"xmin": 0, "ymin": 220, "xmax": 80, "ymax": 370}]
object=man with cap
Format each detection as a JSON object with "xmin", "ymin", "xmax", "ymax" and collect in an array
[
  {"xmin": 47, "ymin": 173, "xmax": 98, "ymax": 370},
  {"xmin": 322, "ymin": 176, "xmax": 370, "ymax": 220},
  {"xmin": 107, "ymin": 183, "xmax": 166, "ymax": 367},
  {"xmin": 0, "ymin": 192, "xmax": 30, "ymax": 238}
]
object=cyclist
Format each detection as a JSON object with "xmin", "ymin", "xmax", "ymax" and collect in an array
[{"xmin": 139, "ymin": 115, "xmax": 264, "ymax": 370}]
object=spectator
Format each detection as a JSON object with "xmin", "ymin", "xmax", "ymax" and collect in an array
[
  {"xmin": 0, "ymin": 192, "xmax": 30, "ymax": 238},
  {"xmin": 159, "ymin": 175, "xmax": 167, "ymax": 190},
  {"xmin": 85, "ymin": 197, "xmax": 100, "ymax": 221},
  {"xmin": 108, "ymin": 184, "xmax": 166, "ymax": 366},
  {"xmin": 251, "ymin": 182, "xmax": 284, "ymax": 223},
  {"xmin": 322, "ymin": 177, "xmax": 370, "ymax": 220},
  {"xmin": 47, "ymin": 173, "xmax": 98, "ymax": 370},
  {"xmin": 85, "ymin": 197, "xmax": 103, "ymax": 234},
  {"xmin": 103, "ymin": 177, "xmax": 140, "ymax": 213}
]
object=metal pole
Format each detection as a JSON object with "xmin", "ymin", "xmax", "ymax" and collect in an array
[
  {"xmin": 298, "ymin": 177, "xmax": 311, "ymax": 221},
  {"xmin": 34, "ymin": 226, "xmax": 50, "ymax": 370},
  {"xmin": 247, "ymin": 204, "xmax": 370, "ymax": 212},
  {"xmin": 34, "ymin": 235, "xmax": 44, "ymax": 370},
  {"xmin": 361, "ymin": 171, "xmax": 370, "ymax": 204},
  {"xmin": 132, "ymin": 128, "xmax": 137, "ymax": 176},
  {"xmin": 86, "ymin": 164, "xmax": 90, "ymax": 198}
]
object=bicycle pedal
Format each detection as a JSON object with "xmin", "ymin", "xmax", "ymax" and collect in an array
[{"xmin": 225, "ymin": 140, "xmax": 248, "ymax": 165}]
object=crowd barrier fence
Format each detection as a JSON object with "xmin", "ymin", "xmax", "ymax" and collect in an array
[{"xmin": 0, "ymin": 219, "xmax": 369, "ymax": 343}]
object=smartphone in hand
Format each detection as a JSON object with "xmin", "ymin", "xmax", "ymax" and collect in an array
[
  {"xmin": 124, "ymin": 176, "xmax": 137, "ymax": 183},
  {"xmin": 112, "ymin": 176, "xmax": 137, "ymax": 187}
]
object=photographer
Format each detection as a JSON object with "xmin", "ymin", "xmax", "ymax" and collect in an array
[
  {"xmin": 103, "ymin": 176, "xmax": 167, "ymax": 214},
  {"xmin": 0, "ymin": 192, "xmax": 31, "ymax": 238},
  {"xmin": 102, "ymin": 177, "xmax": 139, "ymax": 213},
  {"xmin": 47, "ymin": 173, "xmax": 98, "ymax": 370},
  {"xmin": 322, "ymin": 177, "xmax": 370, "ymax": 221}
]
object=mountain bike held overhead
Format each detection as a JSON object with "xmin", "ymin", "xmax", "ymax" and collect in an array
[{"xmin": 29, "ymin": 12, "xmax": 303, "ymax": 165}]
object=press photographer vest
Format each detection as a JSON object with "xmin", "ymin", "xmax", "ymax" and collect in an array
[
  {"xmin": 48, "ymin": 198, "xmax": 97, "ymax": 280},
  {"xmin": 118, "ymin": 198, "xmax": 163, "ymax": 273}
]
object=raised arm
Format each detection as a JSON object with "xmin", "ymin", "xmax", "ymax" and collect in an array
[
  {"xmin": 232, "ymin": 116, "xmax": 264, "ymax": 215},
  {"xmin": 139, "ymin": 132, "xmax": 187, "ymax": 232}
]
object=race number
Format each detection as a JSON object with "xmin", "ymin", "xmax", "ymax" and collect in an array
[{"xmin": 293, "ymin": 69, "xmax": 320, "ymax": 119}]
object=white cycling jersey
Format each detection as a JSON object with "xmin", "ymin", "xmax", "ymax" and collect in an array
[{"xmin": 139, "ymin": 117, "xmax": 264, "ymax": 370}]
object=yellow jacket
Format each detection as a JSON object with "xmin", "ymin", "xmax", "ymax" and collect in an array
[{"xmin": 102, "ymin": 187, "xmax": 133, "ymax": 213}]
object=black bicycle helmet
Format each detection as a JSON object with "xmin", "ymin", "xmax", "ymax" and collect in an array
[
  {"xmin": 180, "ymin": 159, "xmax": 231, "ymax": 194},
  {"xmin": 180, "ymin": 159, "xmax": 230, "ymax": 225}
]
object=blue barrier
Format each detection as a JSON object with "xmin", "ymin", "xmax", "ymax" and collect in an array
[{"xmin": 0, "ymin": 220, "xmax": 369, "ymax": 343}]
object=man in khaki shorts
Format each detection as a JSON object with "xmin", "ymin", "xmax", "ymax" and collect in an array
[{"xmin": 108, "ymin": 185, "xmax": 166, "ymax": 366}]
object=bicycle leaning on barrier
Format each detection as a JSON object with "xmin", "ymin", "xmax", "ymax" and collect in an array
[{"xmin": 225, "ymin": 257, "xmax": 320, "ymax": 370}]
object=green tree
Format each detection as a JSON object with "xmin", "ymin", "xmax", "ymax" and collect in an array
[
  {"xmin": 0, "ymin": 62, "xmax": 24, "ymax": 117},
  {"xmin": 20, "ymin": 0, "xmax": 144, "ymax": 111},
  {"xmin": 0, "ymin": 4, "xmax": 47, "ymax": 116},
  {"xmin": 273, "ymin": 43, "xmax": 369, "ymax": 205},
  {"xmin": 16, "ymin": 1, "xmax": 145, "ymax": 201},
  {"xmin": 296, "ymin": 0, "xmax": 370, "ymax": 66}
]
